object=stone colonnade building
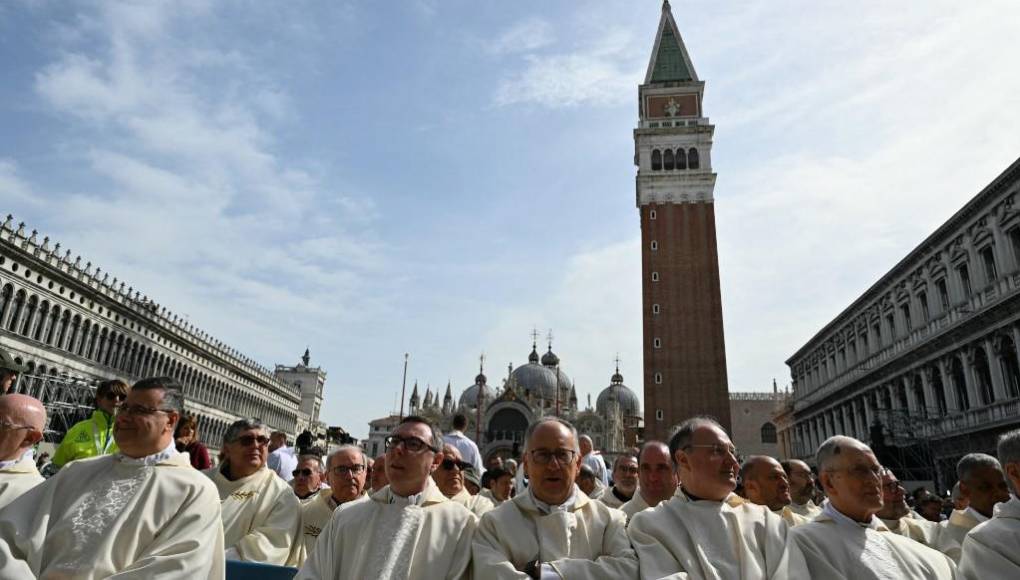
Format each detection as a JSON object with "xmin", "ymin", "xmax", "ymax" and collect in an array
[
  {"xmin": 782, "ymin": 158, "xmax": 1020, "ymax": 489},
  {"xmin": 0, "ymin": 215, "xmax": 325, "ymax": 452}
]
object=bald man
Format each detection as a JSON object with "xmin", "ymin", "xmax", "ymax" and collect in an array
[
  {"xmin": 741, "ymin": 455, "xmax": 809, "ymax": 526},
  {"xmin": 0, "ymin": 394, "xmax": 46, "ymax": 509}
]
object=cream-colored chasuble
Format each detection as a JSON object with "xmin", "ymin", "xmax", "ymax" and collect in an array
[
  {"xmin": 207, "ymin": 464, "xmax": 301, "ymax": 565},
  {"xmin": 288, "ymin": 488, "xmax": 369, "ymax": 568},
  {"xmin": 0, "ymin": 455, "xmax": 44, "ymax": 510},
  {"xmin": 296, "ymin": 480, "xmax": 476, "ymax": 580},
  {"xmin": 0, "ymin": 451, "xmax": 225, "ymax": 579},
  {"xmin": 448, "ymin": 488, "xmax": 494, "ymax": 517},
  {"xmin": 620, "ymin": 492, "xmax": 651, "ymax": 523},
  {"xmin": 958, "ymin": 495, "xmax": 1020, "ymax": 579}
]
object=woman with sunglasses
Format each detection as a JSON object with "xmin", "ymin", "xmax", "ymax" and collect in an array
[{"xmin": 50, "ymin": 378, "xmax": 128, "ymax": 470}]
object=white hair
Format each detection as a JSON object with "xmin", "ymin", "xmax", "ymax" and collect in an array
[
  {"xmin": 997, "ymin": 429, "xmax": 1020, "ymax": 467},
  {"xmin": 816, "ymin": 435, "xmax": 872, "ymax": 473},
  {"xmin": 327, "ymin": 445, "xmax": 367, "ymax": 469}
]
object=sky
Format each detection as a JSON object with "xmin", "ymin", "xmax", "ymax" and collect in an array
[{"xmin": 3, "ymin": 1, "xmax": 1020, "ymax": 439}]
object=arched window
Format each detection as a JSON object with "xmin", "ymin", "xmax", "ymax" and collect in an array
[
  {"xmin": 688, "ymin": 148, "xmax": 700, "ymax": 169},
  {"xmin": 651, "ymin": 149, "xmax": 662, "ymax": 171},
  {"xmin": 761, "ymin": 422, "xmax": 777, "ymax": 443},
  {"xmin": 676, "ymin": 148, "xmax": 687, "ymax": 170},
  {"xmin": 663, "ymin": 149, "xmax": 675, "ymax": 171},
  {"xmin": 951, "ymin": 356, "xmax": 969, "ymax": 410},
  {"xmin": 999, "ymin": 335, "xmax": 1020, "ymax": 398}
]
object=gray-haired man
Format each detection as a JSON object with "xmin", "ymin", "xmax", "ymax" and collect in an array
[
  {"xmin": 206, "ymin": 418, "xmax": 300, "ymax": 565},
  {"xmin": 935, "ymin": 452, "xmax": 1010, "ymax": 562},
  {"xmin": 959, "ymin": 428, "xmax": 1020, "ymax": 578}
]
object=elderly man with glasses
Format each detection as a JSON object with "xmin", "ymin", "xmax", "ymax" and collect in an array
[
  {"xmin": 628, "ymin": 416, "xmax": 786, "ymax": 579},
  {"xmin": 206, "ymin": 418, "xmax": 300, "ymax": 565},
  {"xmin": 51, "ymin": 378, "xmax": 128, "ymax": 469},
  {"xmin": 434, "ymin": 443, "xmax": 493, "ymax": 517},
  {"xmin": 781, "ymin": 435, "xmax": 956, "ymax": 579},
  {"xmin": 289, "ymin": 445, "xmax": 371, "ymax": 568},
  {"xmin": 296, "ymin": 415, "xmax": 476, "ymax": 580},
  {"xmin": 292, "ymin": 453, "xmax": 326, "ymax": 502},
  {"xmin": 0, "ymin": 394, "xmax": 46, "ymax": 508},
  {"xmin": 0, "ymin": 377, "xmax": 226, "ymax": 578},
  {"xmin": 472, "ymin": 416, "xmax": 637, "ymax": 579},
  {"xmin": 876, "ymin": 467, "xmax": 940, "ymax": 545}
]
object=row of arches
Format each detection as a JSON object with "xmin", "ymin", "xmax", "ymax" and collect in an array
[
  {"xmin": 651, "ymin": 147, "xmax": 700, "ymax": 171},
  {"xmin": 0, "ymin": 277, "xmax": 296, "ymax": 432}
]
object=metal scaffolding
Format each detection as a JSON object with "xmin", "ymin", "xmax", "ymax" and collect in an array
[{"xmin": 11, "ymin": 373, "xmax": 96, "ymax": 442}]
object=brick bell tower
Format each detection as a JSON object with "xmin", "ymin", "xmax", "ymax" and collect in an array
[{"xmin": 637, "ymin": 0, "xmax": 730, "ymax": 440}]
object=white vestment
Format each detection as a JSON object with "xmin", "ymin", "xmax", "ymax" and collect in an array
[
  {"xmin": 0, "ymin": 455, "xmax": 44, "ymax": 510},
  {"xmin": 781, "ymin": 504, "xmax": 957, "ymax": 579},
  {"xmin": 599, "ymin": 486, "xmax": 631, "ymax": 508},
  {"xmin": 879, "ymin": 515, "xmax": 940, "ymax": 545},
  {"xmin": 448, "ymin": 488, "xmax": 494, "ymax": 517},
  {"xmin": 789, "ymin": 499, "xmax": 822, "ymax": 518},
  {"xmin": 296, "ymin": 480, "xmax": 476, "ymax": 580},
  {"xmin": 473, "ymin": 486, "xmax": 638, "ymax": 579},
  {"xmin": 620, "ymin": 492, "xmax": 651, "ymax": 523},
  {"xmin": 934, "ymin": 509, "xmax": 984, "ymax": 562},
  {"xmin": 288, "ymin": 488, "xmax": 369, "ymax": 568},
  {"xmin": 0, "ymin": 450, "xmax": 225, "ymax": 579},
  {"xmin": 582, "ymin": 452, "xmax": 609, "ymax": 485},
  {"xmin": 959, "ymin": 495, "xmax": 1020, "ymax": 579},
  {"xmin": 776, "ymin": 505, "xmax": 811, "ymax": 527},
  {"xmin": 207, "ymin": 464, "xmax": 301, "ymax": 565},
  {"xmin": 629, "ymin": 490, "xmax": 787, "ymax": 580},
  {"xmin": 480, "ymin": 488, "xmax": 504, "ymax": 506}
]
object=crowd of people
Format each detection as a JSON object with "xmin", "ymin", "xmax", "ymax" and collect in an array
[{"xmin": 0, "ymin": 374, "xmax": 1018, "ymax": 578}]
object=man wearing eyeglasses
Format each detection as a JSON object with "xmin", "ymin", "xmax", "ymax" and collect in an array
[
  {"xmin": 600, "ymin": 454, "xmax": 639, "ymax": 508},
  {"xmin": 628, "ymin": 416, "xmax": 786, "ymax": 579},
  {"xmin": 621, "ymin": 441, "xmax": 677, "ymax": 523},
  {"xmin": 934, "ymin": 452, "xmax": 1010, "ymax": 562},
  {"xmin": 296, "ymin": 416, "xmax": 476, "ymax": 580},
  {"xmin": 0, "ymin": 394, "xmax": 46, "ymax": 509},
  {"xmin": 0, "ymin": 376, "xmax": 226, "ymax": 578},
  {"xmin": 207, "ymin": 418, "xmax": 300, "ymax": 565},
  {"xmin": 472, "ymin": 417, "xmax": 637, "ymax": 579},
  {"xmin": 289, "ymin": 445, "xmax": 370, "ymax": 568},
  {"xmin": 876, "ymin": 468, "xmax": 939, "ymax": 545},
  {"xmin": 292, "ymin": 454, "xmax": 326, "ymax": 502},
  {"xmin": 434, "ymin": 443, "xmax": 493, "ymax": 517},
  {"xmin": 740, "ymin": 455, "xmax": 809, "ymax": 527},
  {"xmin": 781, "ymin": 435, "xmax": 956, "ymax": 579},
  {"xmin": 51, "ymin": 378, "xmax": 128, "ymax": 469},
  {"xmin": 780, "ymin": 459, "xmax": 823, "ymax": 519}
]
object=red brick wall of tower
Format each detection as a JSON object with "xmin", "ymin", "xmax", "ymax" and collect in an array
[{"xmin": 641, "ymin": 201, "xmax": 731, "ymax": 441}]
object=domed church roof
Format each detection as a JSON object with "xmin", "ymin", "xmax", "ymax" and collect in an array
[
  {"xmin": 596, "ymin": 364, "xmax": 641, "ymax": 417},
  {"xmin": 510, "ymin": 340, "xmax": 572, "ymax": 403},
  {"xmin": 459, "ymin": 371, "xmax": 497, "ymax": 409}
]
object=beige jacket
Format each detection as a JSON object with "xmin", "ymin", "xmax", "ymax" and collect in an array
[{"xmin": 0, "ymin": 455, "xmax": 44, "ymax": 510}]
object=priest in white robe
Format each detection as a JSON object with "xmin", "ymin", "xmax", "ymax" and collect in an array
[
  {"xmin": 0, "ymin": 394, "xmax": 46, "ymax": 509},
  {"xmin": 578, "ymin": 464, "xmax": 607, "ymax": 500},
  {"xmin": 0, "ymin": 376, "xmax": 225, "ymax": 579},
  {"xmin": 629, "ymin": 418, "xmax": 786, "ymax": 579},
  {"xmin": 959, "ymin": 428, "xmax": 1020, "ymax": 578},
  {"xmin": 297, "ymin": 415, "xmax": 476, "ymax": 580},
  {"xmin": 741, "ymin": 455, "xmax": 810, "ymax": 527},
  {"xmin": 877, "ymin": 468, "xmax": 939, "ymax": 545},
  {"xmin": 480, "ymin": 466, "xmax": 512, "ymax": 506},
  {"xmin": 780, "ymin": 459, "xmax": 823, "ymax": 518},
  {"xmin": 780, "ymin": 435, "xmax": 956, "ymax": 579},
  {"xmin": 621, "ymin": 440, "xmax": 677, "ymax": 523},
  {"xmin": 935, "ymin": 452, "xmax": 1009, "ymax": 562},
  {"xmin": 473, "ymin": 417, "xmax": 637, "ymax": 579},
  {"xmin": 434, "ymin": 443, "xmax": 493, "ymax": 517},
  {"xmin": 289, "ymin": 445, "xmax": 370, "ymax": 568},
  {"xmin": 601, "ymin": 453, "xmax": 638, "ymax": 509},
  {"xmin": 206, "ymin": 418, "xmax": 300, "ymax": 565},
  {"xmin": 292, "ymin": 453, "xmax": 327, "ymax": 503}
]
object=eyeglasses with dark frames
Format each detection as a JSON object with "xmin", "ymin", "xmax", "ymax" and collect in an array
[
  {"xmin": 384, "ymin": 435, "xmax": 437, "ymax": 454},
  {"xmin": 528, "ymin": 449, "xmax": 577, "ymax": 465},
  {"xmin": 292, "ymin": 468, "xmax": 318, "ymax": 478},
  {"xmin": 440, "ymin": 459, "xmax": 473, "ymax": 471},
  {"xmin": 330, "ymin": 464, "xmax": 366, "ymax": 476},
  {"xmin": 115, "ymin": 404, "xmax": 174, "ymax": 417},
  {"xmin": 232, "ymin": 434, "xmax": 271, "ymax": 447}
]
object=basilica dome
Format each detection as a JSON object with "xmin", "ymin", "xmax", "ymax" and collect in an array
[
  {"xmin": 510, "ymin": 344, "xmax": 572, "ymax": 403},
  {"xmin": 596, "ymin": 368, "xmax": 641, "ymax": 417},
  {"xmin": 459, "ymin": 372, "xmax": 497, "ymax": 408}
]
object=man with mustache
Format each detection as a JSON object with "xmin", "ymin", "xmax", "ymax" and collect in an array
[
  {"xmin": 628, "ymin": 417, "xmax": 786, "ymax": 579},
  {"xmin": 472, "ymin": 417, "xmax": 637, "ymax": 579},
  {"xmin": 782, "ymin": 436, "xmax": 956, "ymax": 579}
]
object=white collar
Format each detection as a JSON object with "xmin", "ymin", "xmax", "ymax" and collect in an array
[
  {"xmin": 529, "ymin": 485, "xmax": 578, "ymax": 514},
  {"xmin": 823, "ymin": 500, "xmax": 882, "ymax": 530},
  {"xmin": 388, "ymin": 489, "xmax": 426, "ymax": 506},
  {"xmin": 447, "ymin": 430, "xmax": 464, "ymax": 437},
  {"xmin": 117, "ymin": 440, "xmax": 178, "ymax": 466},
  {"xmin": 964, "ymin": 506, "xmax": 991, "ymax": 523}
]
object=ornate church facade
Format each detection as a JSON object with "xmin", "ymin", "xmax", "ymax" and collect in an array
[{"xmin": 406, "ymin": 340, "xmax": 642, "ymax": 464}]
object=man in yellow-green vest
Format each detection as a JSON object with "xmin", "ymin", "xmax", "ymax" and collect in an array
[{"xmin": 51, "ymin": 378, "xmax": 129, "ymax": 468}]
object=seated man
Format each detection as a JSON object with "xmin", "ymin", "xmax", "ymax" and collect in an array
[
  {"xmin": 297, "ymin": 416, "xmax": 476, "ymax": 579},
  {"xmin": 621, "ymin": 440, "xmax": 677, "ymax": 523},
  {"xmin": 780, "ymin": 459, "xmax": 822, "ymax": 518},
  {"xmin": 601, "ymin": 454, "xmax": 638, "ymax": 508},
  {"xmin": 473, "ymin": 417, "xmax": 636, "ymax": 578},
  {"xmin": 51, "ymin": 379, "xmax": 128, "ymax": 469},
  {"xmin": 877, "ymin": 468, "xmax": 939, "ymax": 545},
  {"xmin": 628, "ymin": 417, "xmax": 786, "ymax": 579},
  {"xmin": 782, "ymin": 435, "xmax": 956, "ymax": 579},
  {"xmin": 0, "ymin": 377, "xmax": 224, "ymax": 578},
  {"xmin": 741, "ymin": 455, "xmax": 809, "ymax": 526},
  {"xmin": 206, "ymin": 419, "xmax": 300, "ymax": 564},
  {"xmin": 480, "ymin": 467, "xmax": 513, "ymax": 506},
  {"xmin": 370, "ymin": 453, "xmax": 388, "ymax": 492},
  {"xmin": 289, "ymin": 445, "xmax": 370, "ymax": 568},
  {"xmin": 0, "ymin": 394, "xmax": 46, "ymax": 509},
  {"xmin": 292, "ymin": 453, "xmax": 325, "ymax": 502},
  {"xmin": 433, "ymin": 443, "xmax": 493, "ymax": 517},
  {"xmin": 577, "ymin": 464, "xmax": 606, "ymax": 499},
  {"xmin": 935, "ymin": 452, "xmax": 1009, "ymax": 562},
  {"xmin": 960, "ymin": 428, "xmax": 1020, "ymax": 578}
]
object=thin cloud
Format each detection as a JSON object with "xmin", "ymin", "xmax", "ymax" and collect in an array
[{"xmin": 490, "ymin": 17, "xmax": 555, "ymax": 55}]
